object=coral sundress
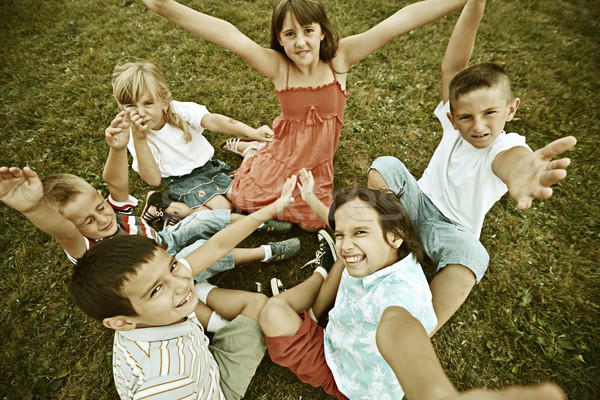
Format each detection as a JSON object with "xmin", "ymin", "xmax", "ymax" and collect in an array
[{"xmin": 231, "ymin": 64, "xmax": 348, "ymax": 228}]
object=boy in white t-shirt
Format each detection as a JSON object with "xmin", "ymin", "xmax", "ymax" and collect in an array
[{"xmin": 368, "ymin": 0, "xmax": 577, "ymax": 334}]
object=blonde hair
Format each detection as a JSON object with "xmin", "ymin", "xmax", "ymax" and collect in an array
[
  {"xmin": 111, "ymin": 60, "xmax": 193, "ymax": 142},
  {"xmin": 42, "ymin": 174, "xmax": 96, "ymax": 213}
]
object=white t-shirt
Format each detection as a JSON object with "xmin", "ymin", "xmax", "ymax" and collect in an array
[
  {"xmin": 418, "ymin": 101, "xmax": 529, "ymax": 237},
  {"xmin": 127, "ymin": 100, "xmax": 213, "ymax": 178}
]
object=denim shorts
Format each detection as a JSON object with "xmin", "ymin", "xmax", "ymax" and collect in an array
[
  {"xmin": 369, "ymin": 156, "xmax": 489, "ymax": 282},
  {"xmin": 159, "ymin": 209, "xmax": 234, "ymax": 281},
  {"xmin": 164, "ymin": 159, "xmax": 234, "ymax": 208}
]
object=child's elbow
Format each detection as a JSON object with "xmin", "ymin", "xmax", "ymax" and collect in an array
[{"xmin": 144, "ymin": 176, "xmax": 162, "ymax": 187}]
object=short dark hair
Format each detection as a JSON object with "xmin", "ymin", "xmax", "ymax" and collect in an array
[
  {"xmin": 449, "ymin": 63, "xmax": 513, "ymax": 113},
  {"xmin": 270, "ymin": 0, "xmax": 339, "ymax": 62},
  {"xmin": 70, "ymin": 235, "xmax": 162, "ymax": 321},
  {"xmin": 329, "ymin": 188, "xmax": 425, "ymax": 265}
]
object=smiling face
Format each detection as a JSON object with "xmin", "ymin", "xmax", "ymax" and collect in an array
[
  {"xmin": 279, "ymin": 11, "xmax": 324, "ymax": 67},
  {"xmin": 61, "ymin": 189, "xmax": 118, "ymax": 240},
  {"xmin": 448, "ymin": 85, "xmax": 520, "ymax": 149},
  {"xmin": 334, "ymin": 199, "xmax": 403, "ymax": 277},
  {"xmin": 119, "ymin": 249, "xmax": 198, "ymax": 328}
]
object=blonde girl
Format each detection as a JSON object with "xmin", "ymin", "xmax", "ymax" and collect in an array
[{"xmin": 111, "ymin": 60, "xmax": 274, "ymax": 219}]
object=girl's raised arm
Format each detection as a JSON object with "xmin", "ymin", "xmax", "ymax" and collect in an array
[
  {"xmin": 142, "ymin": 0, "xmax": 284, "ymax": 80},
  {"xmin": 335, "ymin": 0, "xmax": 466, "ymax": 71}
]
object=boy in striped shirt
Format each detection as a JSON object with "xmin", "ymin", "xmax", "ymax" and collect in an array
[{"xmin": 70, "ymin": 179, "xmax": 297, "ymax": 399}]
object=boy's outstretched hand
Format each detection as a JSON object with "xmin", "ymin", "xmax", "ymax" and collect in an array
[
  {"xmin": 0, "ymin": 166, "xmax": 44, "ymax": 213},
  {"xmin": 105, "ymin": 110, "xmax": 131, "ymax": 150},
  {"xmin": 501, "ymin": 136, "xmax": 577, "ymax": 210}
]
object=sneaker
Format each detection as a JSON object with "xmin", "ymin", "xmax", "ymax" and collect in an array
[
  {"xmin": 258, "ymin": 219, "xmax": 293, "ymax": 233},
  {"xmin": 301, "ymin": 230, "xmax": 337, "ymax": 272},
  {"xmin": 270, "ymin": 278, "xmax": 286, "ymax": 296},
  {"xmin": 264, "ymin": 238, "xmax": 301, "ymax": 263}
]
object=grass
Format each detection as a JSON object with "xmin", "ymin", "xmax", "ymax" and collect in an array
[{"xmin": 0, "ymin": 0, "xmax": 598, "ymax": 398}]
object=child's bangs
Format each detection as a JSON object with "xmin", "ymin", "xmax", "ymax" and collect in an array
[
  {"xmin": 289, "ymin": 1, "xmax": 323, "ymax": 27},
  {"xmin": 115, "ymin": 68, "xmax": 161, "ymax": 105}
]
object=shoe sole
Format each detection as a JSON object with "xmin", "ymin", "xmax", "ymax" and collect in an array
[
  {"xmin": 317, "ymin": 230, "xmax": 337, "ymax": 261},
  {"xmin": 141, "ymin": 191, "xmax": 159, "ymax": 223},
  {"xmin": 270, "ymin": 278, "xmax": 284, "ymax": 296}
]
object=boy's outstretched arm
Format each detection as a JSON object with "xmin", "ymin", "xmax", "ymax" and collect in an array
[
  {"xmin": 184, "ymin": 175, "xmax": 297, "ymax": 276},
  {"xmin": 298, "ymin": 168, "xmax": 330, "ymax": 227},
  {"xmin": 103, "ymin": 111, "xmax": 131, "ymax": 202},
  {"xmin": 200, "ymin": 113, "xmax": 274, "ymax": 143},
  {"xmin": 492, "ymin": 136, "xmax": 577, "ymax": 210},
  {"xmin": 441, "ymin": 0, "xmax": 486, "ymax": 103},
  {"xmin": 0, "ymin": 166, "xmax": 86, "ymax": 257}
]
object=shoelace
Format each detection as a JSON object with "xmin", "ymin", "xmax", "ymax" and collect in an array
[{"xmin": 301, "ymin": 246, "xmax": 326, "ymax": 269}]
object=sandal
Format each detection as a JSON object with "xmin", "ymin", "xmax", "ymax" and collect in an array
[
  {"xmin": 222, "ymin": 138, "xmax": 266, "ymax": 157},
  {"xmin": 141, "ymin": 191, "xmax": 173, "ymax": 225}
]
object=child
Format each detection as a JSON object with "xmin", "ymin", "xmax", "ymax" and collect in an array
[
  {"xmin": 140, "ymin": 0, "xmax": 469, "ymax": 230},
  {"xmin": 0, "ymin": 117, "xmax": 299, "ymax": 329},
  {"xmin": 70, "ymin": 178, "xmax": 298, "ymax": 400},
  {"xmin": 259, "ymin": 186, "xmax": 564, "ymax": 400},
  {"xmin": 111, "ymin": 59, "xmax": 275, "ymax": 216},
  {"xmin": 366, "ymin": 0, "xmax": 577, "ymax": 333}
]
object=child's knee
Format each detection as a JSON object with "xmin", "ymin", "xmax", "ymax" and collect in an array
[
  {"xmin": 258, "ymin": 296, "xmax": 289, "ymax": 331},
  {"xmin": 241, "ymin": 292, "xmax": 268, "ymax": 321},
  {"xmin": 367, "ymin": 168, "xmax": 389, "ymax": 190}
]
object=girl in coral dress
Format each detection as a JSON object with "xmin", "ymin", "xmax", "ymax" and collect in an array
[{"xmin": 142, "ymin": 0, "xmax": 467, "ymax": 230}]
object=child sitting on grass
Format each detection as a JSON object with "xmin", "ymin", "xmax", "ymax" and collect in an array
[
  {"xmin": 260, "ymin": 185, "xmax": 564, "ymax": 400},
  {"xmin": 70, "ymin": 178, "xmax": 298, "ymax": 400},
  {"xmin": 111, "ymin": 59, "xmax": 274, "ymax": 218},
  {"xmin": 0, "ymin": 115, "xmax": 300, "ymax": 330},
  {"xmin": 367, "ymin": 0, "xmax": 577, "ymax": 334}
]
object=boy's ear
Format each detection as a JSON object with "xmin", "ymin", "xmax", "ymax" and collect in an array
[
  {"xmin": 506, "ymin": 97, "xmax": 521, "ymax": 122},
  {"xmin": 446, "ymin": 112, "xmax": 457, "ymax": 130},
  {"xmin": 386, "ymin": 232, "xmax": 403, "ymax": 249},
  {"xmin": 103, "ymin": 316, "xmax": 138, "ymax": 331}
]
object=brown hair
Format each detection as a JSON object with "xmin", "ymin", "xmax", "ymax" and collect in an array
[
  {"xmin": 330, "ymin": 188, "xmax": 425, "ymax": 265},
  {"xmin": 449, "ymin": 63, "xmax": 513, "ymax": 114},
  {"xmin": 270, "ymin": 0, "xmax": 339, "ymax": 62},
  {"xmin": 70, "ymin": 235, "xmax": 162, "ymax": 321},
  {"xmin": 112, "ymin": 60, "xmax": 193, "ymax": 142}
]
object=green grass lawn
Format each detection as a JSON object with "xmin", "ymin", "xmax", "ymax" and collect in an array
[{"xmin": 1, "ymin": 0, "xmax": 598, "ymax": 398}]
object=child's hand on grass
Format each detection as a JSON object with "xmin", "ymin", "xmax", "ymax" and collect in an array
[
  {"xmin": 105, "ymin": 110, "xmax": 131, "ymax": 150},
  {"xmin": 0, "ymin": 166, "xmax": 44, "ymax": 213}
]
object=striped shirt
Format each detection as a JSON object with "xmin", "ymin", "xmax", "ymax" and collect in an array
[
  {"xmin": 65, "ymin": 195, "xmax": 163, "ymax": 263},
  {"xmin": 113, "ymin": 312, "xmax": 224, "ymax": 400}
]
